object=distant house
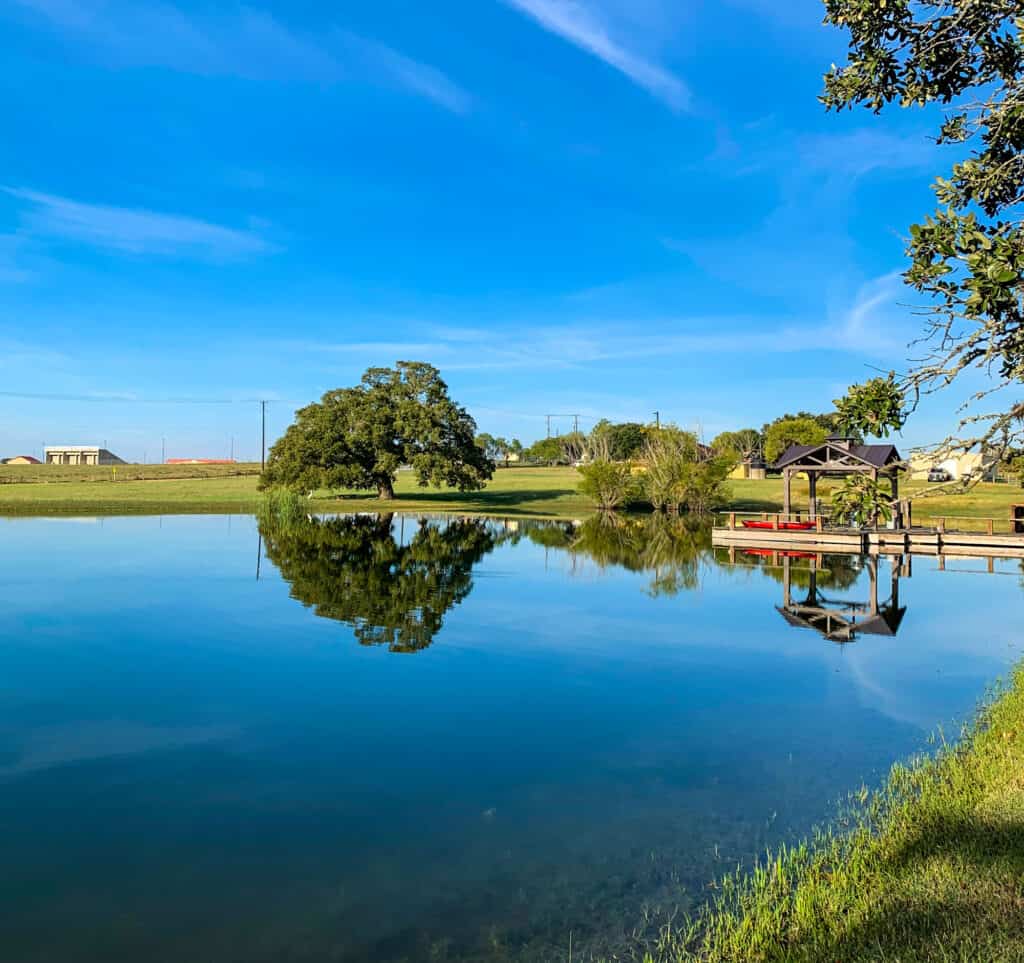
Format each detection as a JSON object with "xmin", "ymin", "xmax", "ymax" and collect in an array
[
  {"xmin": 45, "ymin": 446, "xmax": 126, "ymax": 466},
  {"xmin": 1, "ymin": 455, "xmax": 41, "ymax": 465},
  {"xmin": 729, "ymin": 457, "xmax": 767, "ymax": 481},
  {"xmin": 165, "ymin": 458, "xmax": 237, "ymax": 465},
  {"xmin": 909, "ymin": 450, "xmax": 999, "ymax": 483}
]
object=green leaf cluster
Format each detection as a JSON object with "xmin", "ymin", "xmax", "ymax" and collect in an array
[
  {"xmin": 764, "ymin": 417, "xmax": 829, "ymax": 463},
  {"xmin": 831, "ymin": 475, "xmax": 894, "ymax": 527},
  {"xmin": 834, "ymin": 374, "xmax": 906, "ymax": 438},
  {"xmin": 822, "ymin": 0, "xmax": 1024, "ymax": 446}
]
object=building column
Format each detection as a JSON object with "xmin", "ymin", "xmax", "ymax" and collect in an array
[
  {"xmin": 808, "ymin": 472, "xmax": 817, "ymax": 520},
  {"xmin": 783, "ymin": 469, "xmax": 792, "ymax": 519}
]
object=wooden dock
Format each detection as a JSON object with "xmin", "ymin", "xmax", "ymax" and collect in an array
[{"xmin": 712, "ymin": 515, "xmax": 1024, "ymax": 559}]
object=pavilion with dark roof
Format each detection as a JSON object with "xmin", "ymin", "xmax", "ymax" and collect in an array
[{"xmin": 772, "ymin": 435, "xmax": 903, "ymax": 523}]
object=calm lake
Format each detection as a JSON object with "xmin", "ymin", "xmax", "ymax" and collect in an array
[{"xmin": 1, "ymin": 512, "xmax": 1021, "ymax": 962}]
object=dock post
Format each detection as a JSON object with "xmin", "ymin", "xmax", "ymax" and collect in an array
[
  {"xmin": 816, "ymin": 516, "xmax": 823, "ymax": 533},
  {"xmin": 729, "ymin": 512, "xmax": 736, "ymax": 531},
  {"xmin": 937, "ymin": 517, "xmax": 945, "ymax": 534},
  {"xmin": 987, "ymin": 518, "xmax": 994, "ymax": 536},
  {"xmin": 773, "ymin": 514, "xmax": 779, "ymax": 531}
]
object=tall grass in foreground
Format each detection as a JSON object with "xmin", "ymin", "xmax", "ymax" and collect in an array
[
  {"xmin": 640, "ymin": 665, "xmax": 1024, "ymax": 962},
  {"xmin": 257, "ymin": 488, "xmax": 309, "ymax": 529}
]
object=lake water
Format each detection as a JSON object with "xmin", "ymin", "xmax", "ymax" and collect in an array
[{"xmin": 1, "ymin": 512, "xmax": 1021, "ymax": 962}]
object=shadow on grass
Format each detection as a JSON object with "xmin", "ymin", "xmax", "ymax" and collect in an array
[
  {"xmin": 725, "ymin": 498, "xmax": 784, "ymax": 513},
  {"xmin": 317, "ymin": 487, "xmax": 582, "ymax": 518},
  {"xmin": 887, "ymin": 813, "xmax": 1024, "ymax": 875},
  {"xmin": 818, "ymin": 893, "xmax": 1024, "ymax": 963},
  {"xmin": 788, "ymin": 817, "xmax": 1024, "ymax": 962}
]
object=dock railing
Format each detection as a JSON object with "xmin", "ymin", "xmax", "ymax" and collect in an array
[
  {"xmin": 925, "ymin": 514, "xmax": 1018, "ymax": 536},
  {"xmin": 715, "ymin": 510, "xmax": 834, "ymax": 532},
  {"xmin": 715, "ymin": 510, "xmax": 1019, "ymax": 536}
]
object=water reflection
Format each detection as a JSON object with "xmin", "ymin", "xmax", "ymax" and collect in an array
[
  {"xmin": 261, "ymin": 513, "xmax": 715, "ymax": 650},
  {"xmin": 261, "ymin": 513, "xmax": 498, "ymax": 651},
  {"xmin": 713, "ymin": 549, "xmax": 906, "ymax": 643},
  {"xmin": 3, "ymin": 513, "xmax": 1024, "ymax": 963},
  {"xmin": 531, "ymin": 513, "xmax": 711, "ymax": 596},
  {"xmin": 775, "ymin": 554, "xmax": 906, "ymax": 643},
  {"xmin": 260, "ymin": 511, "xmax": 1020, "ymax": 655}
]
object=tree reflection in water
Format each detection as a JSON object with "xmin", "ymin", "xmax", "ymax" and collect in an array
[
  {"xmin": 261, "ymin": 513, "xmax": 718, "ymax": 651},
  {"xmin": 261, "ymin": 513, "xmax": 498, "ymax": 652},
  {"xmin": 523, "ymin": 513, "xmax": 712, "ymax": 597}
]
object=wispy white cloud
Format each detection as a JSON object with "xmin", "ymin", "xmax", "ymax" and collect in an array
[
  {"xmin": 502, "ymin": 0, "xmax": 689, "ymax": 110},
  {"xmin": 0, "ymin": 234, "xmax": 33, "ymax": 282},
  {"xmin": 274, "ymin": 302, "xmax": 912, "ymax": 375},
  {"xmin": 341, "ymin": 33, "xmax": 473, "ymax": 114},
  {"xmin": 11, "ymin": 0, "xmax": 471, "ymax": 112},
  {"xmin": 5, "ymin": 188, "xmax": 275, "ymax": 260},
  {"xmin": 830, "ymin": 270, "xmax": 912, "ymax": 356},
  {"xmin": 796, "ymin": 129, "xmax": 933, "ymax": 178}
]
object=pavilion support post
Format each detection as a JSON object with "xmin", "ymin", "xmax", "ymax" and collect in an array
[
  {"xmin": 782, "ymin": 556, "xmax": 792, "ymax": 607},
  {"xmin": 783, "ymin": 469, "xmax": 792, "ymax": 520},
  {"xmin": 808, "ymin": 472, "xmax": 817, "ymax": 520},
  {"xmin": 891, "ymin": 471, "xmax": 900, "ymax": 527},
  {"xmin": 869, "ymin": 558, "xmax": 879, "ymax": 615},
  {"xmin": 872, "ymin": 468, "xmax": 880, "ymax": 528}
]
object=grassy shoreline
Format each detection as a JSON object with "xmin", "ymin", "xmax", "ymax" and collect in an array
[
  {"xmin": 0, "ymin": 464, "xmax": 1022, "ymax": 522},
  {"xmin": 656, "ymin": 667, "xmax": 1024, "ymax": 962}
]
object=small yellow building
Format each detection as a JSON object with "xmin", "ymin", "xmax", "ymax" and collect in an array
[
  {"xmin": 729, "ymin": 459, "xmax": 767, "ymax": 481},
  {"xmin": 1, "ymin": 455, "xmax": 41, "ymax": 465}
]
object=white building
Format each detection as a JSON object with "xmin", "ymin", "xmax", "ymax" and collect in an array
[
  {"xmin": 45, "ymin": 446, "xmax": 126, "ymax": 466},
  {"xmin": 909, "ymin": 450, "xmax": 999, "ymax": 482}
]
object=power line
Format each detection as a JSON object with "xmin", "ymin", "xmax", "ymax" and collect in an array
[
  {"xmin": 0, "ymin": 390, "xmax": 245, "ymax": 404},
  {"xmin": 260, "ymin": 400, "xmax": 268, "ymax": 472}
]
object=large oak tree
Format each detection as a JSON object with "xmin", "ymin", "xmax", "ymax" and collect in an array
[{"xmin": 261, "ymin": 361, "xmax": 494, "ymax": 499}]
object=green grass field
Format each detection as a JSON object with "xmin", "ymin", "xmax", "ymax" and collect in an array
[
  {"xmin": 0, "ymin": 463, "xmax": 1021, "ymax": 522},
  {"xmin": 660, "ymin": 666, "xmax": 1024, "ymax": 962}
]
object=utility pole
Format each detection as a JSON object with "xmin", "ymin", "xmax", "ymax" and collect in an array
[
  {"xmin": 573, "ymin": 414, "xmax": 579, "ymax": 435},
  {"xmin": 546, "ymin": 415, "xmax": 551, "ymax": 438},
  {"xmin": 654, "ymin": 411, "xmax": 660, "ymax": 429},
  {"xmin": 260, "ymin": 401, "xmax": 267, "ymax": 471}
]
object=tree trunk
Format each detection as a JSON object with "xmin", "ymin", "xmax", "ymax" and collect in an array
[{"xmin": 378, "ymin": 477, "xmax": 395, "ymax": 500}]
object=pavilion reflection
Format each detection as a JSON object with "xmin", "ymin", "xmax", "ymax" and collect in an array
[{"xmin": 774, "ymin": 553, "xmax": 907, "ymax": 644}]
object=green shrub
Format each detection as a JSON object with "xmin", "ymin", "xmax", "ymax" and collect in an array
[
  {"xmin": 257, "ymin": 487, "xmax": 308, "ymax": 529},
  {"xmin": 831, "ymin": 475, "xmax": 893, "ymax": 527},
  {"xmin": 576, "ymin": 460, "xmax": 640, "ymax": 509},
  {"xmin": 642, "ymin": 430, "xmax": 734, "ymax": 513}
]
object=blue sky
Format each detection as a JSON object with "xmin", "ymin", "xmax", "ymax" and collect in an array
[{"xmin": 0, "ymin": 0, "xmax": 970, "ymax": 460}]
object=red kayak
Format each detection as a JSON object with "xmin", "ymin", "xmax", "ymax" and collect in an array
[
  {"xmin": 743, "ymin": 549, "xmax": 817, "ymax": 559},
  {"xmin": 742, "ymin": 520, "xmax": 817, "ymax": 531}
]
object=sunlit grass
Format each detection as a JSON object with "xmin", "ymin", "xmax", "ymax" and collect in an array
[
  {"xmin": 1, "ymin": 466, "xmax": 1022, "ymax": 523},
  {"xmin": 642, "ymin": 666, "xmax": 1024, "ymax": 962}
]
